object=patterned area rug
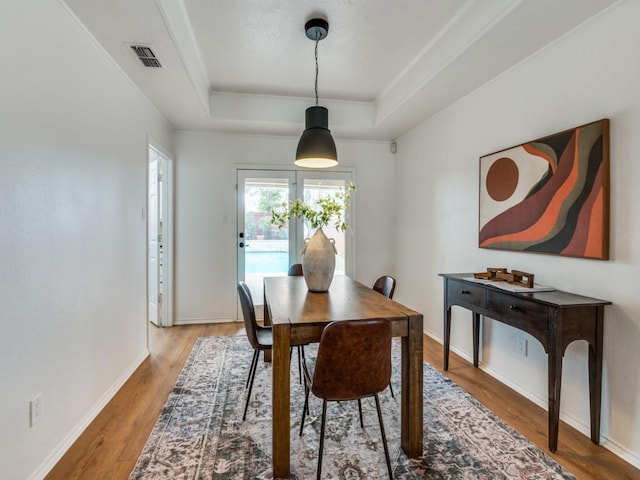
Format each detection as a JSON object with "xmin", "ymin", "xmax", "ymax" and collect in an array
[{"xmin": 129, "ymin": 336, "xmax": 575, "ymax": 480}]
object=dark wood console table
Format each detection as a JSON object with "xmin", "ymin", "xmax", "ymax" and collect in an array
[{"xmin": 440, "ymin": 273, "xmax": 611, "ymax": 452}]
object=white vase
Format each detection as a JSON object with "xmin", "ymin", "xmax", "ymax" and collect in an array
[{"xmin": 301, "ymin": 229, "xmax": 337, "ymax": 292}]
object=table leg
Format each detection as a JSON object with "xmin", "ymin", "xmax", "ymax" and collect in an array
[
  {"xmin": 263, "ymin": 290, "xmax": 272, "ymax": 362},
  {"xmin": 472, "ymin": 312, "xmax": 480, "ymax": 367},
  {"xmin": 272, "ymin": 322, "xmax": 291, "ymax": 478},
  {"xmin": 444, "ymin": 306, "xmax": 451, "ymax": 370},
  {"xmin": 588, "ymin": 306, "xmax": 604, "ymax": 444},
  {"xmin": 401, "ymin": 313, "xmax": 424, "ymax": 458},
  {"xmin": 547, "ymin": 339, "xmax": 563, "ymax": 452}
]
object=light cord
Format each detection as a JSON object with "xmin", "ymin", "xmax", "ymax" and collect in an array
[{"xmin": 314, "ymin": 35, "xmax": 319, "ymax": 106}]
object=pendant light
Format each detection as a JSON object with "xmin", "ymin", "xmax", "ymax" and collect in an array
[{"xmin": 295, "ymin": 18, "xmax": 338, "ymax": 168}]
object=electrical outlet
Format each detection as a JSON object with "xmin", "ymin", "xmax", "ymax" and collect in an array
[
  {"xmin": 516, "ymin": 336, "xmax": 528, "ymax": 357},
  {"xmin": 30, "ymin": 394, "xmax": 43, "ymax": 427}
]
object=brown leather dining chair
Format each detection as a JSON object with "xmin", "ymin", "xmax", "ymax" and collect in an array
[
  {"xmin": 238, "ymin": 280, "xmax": 304, "ymax": 419},
  {"xmin": 237, "ymin": 281, "xmax": 273, "ymax": 421},
  {"xmin": 373, "ymin": 275, "xmax": 397, "ymax": 398},
  {"xmin": 288, "ymin": 263, "xmax": 303, "ymax": 276},
  {"xmin": 299, "ymin": 318, "xmax": 394, "ymax": 480},
  {"xmin": 372, "ymin": 275, "xmax": 396, "ymax": 300}
]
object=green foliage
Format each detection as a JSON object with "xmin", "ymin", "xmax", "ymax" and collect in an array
[
  {"xmin": 258, "ymin": 216, "xmax": 274, "ymax": 238},
  {"xmin": 271, "ymin": 183, "xmax": 356, "ymax": 232},
  {"xmin": 257, "ymin": 188, "xmax": 284, "ymax": 212}
]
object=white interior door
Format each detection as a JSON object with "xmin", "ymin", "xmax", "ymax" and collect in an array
[
  {"xmin": 148, "ymin": 157, "xmax": 160, "ymax": 326},
  {"xmin": 148, "ymin": 145, "xmax": 173, "ymax": 327}
]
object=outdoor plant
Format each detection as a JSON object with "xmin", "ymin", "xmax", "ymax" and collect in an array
[{"xmin": 271, "ymin": 182, "xmax": 356, "ymax": 232}]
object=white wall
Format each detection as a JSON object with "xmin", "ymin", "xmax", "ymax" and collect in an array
[
  {"xmin": 173, "ymin": 131, "xmax": 396, "ymax": 323},
  {"xmin": 394, "ymin": 0, "xmax": 640, "ymax": 466},
  {"xmin": 0, "ymin": 2, "xmax": 174, "ymax": 479}
]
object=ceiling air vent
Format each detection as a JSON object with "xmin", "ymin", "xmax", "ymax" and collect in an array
[{"xmin": 130, "ymin": 45, "xmax": 162, "ymax": 68}]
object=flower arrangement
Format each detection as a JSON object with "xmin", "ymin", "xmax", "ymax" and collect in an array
[{"xmin": 270, "ymin": 182, "xmax": 356, "ymax": 232}]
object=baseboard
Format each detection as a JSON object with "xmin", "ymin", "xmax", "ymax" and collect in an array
[
  {"xmin": 603, "ymin": 439, "xmax": 640, "ymax": 470},
  {"xmin": 478, "ymin": 362, "xmax": 640, "ymax": 469},
  {"xmin": 423, "ymin": 330, "xmax": 640, "ymax": 470},
  {"xmin": 27, "ymin": 349, "xmax": 150, "ymax": 480},
  {"xmin": 173, "ymin": 316, "xmax": 238, "ymax": 325}
]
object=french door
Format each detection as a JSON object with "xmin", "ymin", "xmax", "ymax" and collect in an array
[{"xmin": 237, "ymin": 169, "xmax": 353, "ymax": 310}]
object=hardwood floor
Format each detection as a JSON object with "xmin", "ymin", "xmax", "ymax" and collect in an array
[
  {"xmin": 422, "ymin": 335, "xmax": 640, "ymax": 480},
  {"xmin": 45, "ymin": 323, "xmax": 243, "ymax": 480},
  {"xmin": 45, "ymin": 323, "xmax": 639, "ymax": 480}
]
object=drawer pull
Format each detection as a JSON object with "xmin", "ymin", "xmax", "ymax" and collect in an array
[
  {"xmin": 460, "ymin": 290, "xmax": 471, "ymax": 295},
  {"xmin": 509, "ymin": 304, "xmax": 519, "ymax": 311}
]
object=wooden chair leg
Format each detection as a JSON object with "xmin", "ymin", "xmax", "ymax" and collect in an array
[
  {"xmin": 317, "ymin": 400, "xmax": 327, "ymax": 480},
  {"xmin": 388, "ymin": 382, "xmax": 395, "ymax": 399},
  {"xmin": 374, "ymin": 394, "xmax": 393, "ymax": 479},
  {"xmin": 357, "ymin": 399, "xmax": 364, "ymax": 428}
]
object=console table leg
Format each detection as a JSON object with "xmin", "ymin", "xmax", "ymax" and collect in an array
[
  {"xmin": 444, "ymin": 307, "xmax": 451, "ymax": 370},
  {"xmin": 548, "ymin": 348, "xmax": 563, "ymax": 452},
  {"xmin": 472, "ymin": 313, "xmax": 480, "ymax": 367},
  {"xmin": 588, "ymin": 307, "xmax": 604, "ymax": 444}
]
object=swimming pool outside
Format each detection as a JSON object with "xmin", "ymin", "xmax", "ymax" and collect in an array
[
  {"xmin": 246, "ymin": 251, "xmax": 289, "ymax": 273},
  {"xmin": 245, "ymin": 241, "xmax": 345, "ymax": 274}
]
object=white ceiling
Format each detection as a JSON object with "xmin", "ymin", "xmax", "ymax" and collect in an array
[{"xmin": 63, "ymin": 0, "xmax": 618, "ymax": 141}]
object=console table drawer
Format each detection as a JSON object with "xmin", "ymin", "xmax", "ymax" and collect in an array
[
  {"xmin": 488, "ymin": 290, "xmax": 549, "ymax": 334},
  {"xmin": 447, "ymin": 280, "xmax": 486, "ymax": 309}
]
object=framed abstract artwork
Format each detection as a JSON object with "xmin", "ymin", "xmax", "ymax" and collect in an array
[{"xmin": 479, "ymin": 119, "xmax": 610, "ymax": 260}]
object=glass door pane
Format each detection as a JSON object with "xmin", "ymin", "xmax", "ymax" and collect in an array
[
  {"xmin": 237, "ymin": 170, "xmax": 295, "ymax": 306},
  {"xmin": 297, "ymin": 171, "xmax": 353, "ymax": 277}
]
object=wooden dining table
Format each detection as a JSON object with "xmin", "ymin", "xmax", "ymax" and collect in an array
[{"xmin": 263, "ymin": 275, "xmax": 424, "ymax": 478}]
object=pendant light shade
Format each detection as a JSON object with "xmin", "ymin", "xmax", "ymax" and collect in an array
[
  {"xmin": 295, "ymin": 18, "xmax": 338, "ymax": 168},
  {"xmin": 295, "ymin": 106, "xmax": 338, "ymax": 168}
]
